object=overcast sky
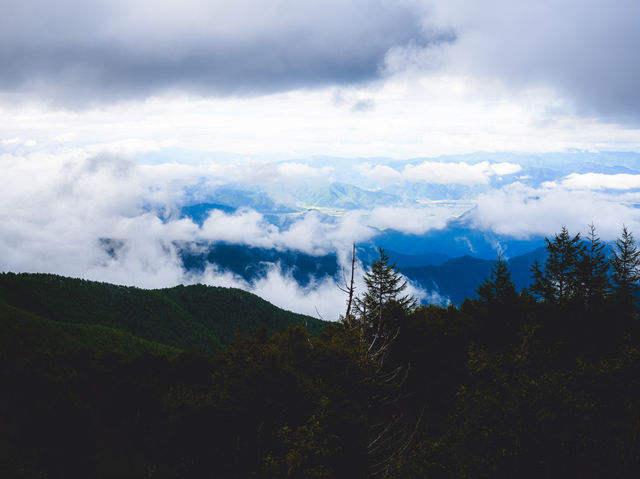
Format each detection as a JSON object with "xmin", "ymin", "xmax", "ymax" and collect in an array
[
  {"xmin": 3, "ymin": 0, "xmax": 640, "ymax": 316},
  {"xmin": 0, "ymin": 0, "xmax": 639, "ymax": 156}
]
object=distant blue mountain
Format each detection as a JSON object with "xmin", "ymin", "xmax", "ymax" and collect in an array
[
  {"xmin": 402, "ymin": 255, "xmax": 494, "ymax": 305},
  {"xmin": 177, "ymin": 242, "xmax": 339, "ymax": 286},
  {"xmin": 182, "ymin": 185, "xmax": 298, "ymax": 215},
  {"xmin": 401, "ymin": 247, "xmax": 548, "ymax": 305},
  {"xmin": 293, "ymin": 182, "xmax": 404, "ymax": 209},
  {"xmin": 374, "ymin": 214, "xmax": 546, "ymax": 259},
  {"xmin": 172, "ymin": 237, "xmax": 547, "ymax": 307},
  {"xmin": 574, "ymin": 162, "xmax": 639, "ymax": 175},
  {"xmin": 385, "ymin": 250, "xmax": 451, "ymax": 268}
]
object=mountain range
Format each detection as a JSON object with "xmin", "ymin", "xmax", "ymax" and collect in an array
[{"xmin": 400, "ymin": 247, "xmax": 548, "ymax": 305}]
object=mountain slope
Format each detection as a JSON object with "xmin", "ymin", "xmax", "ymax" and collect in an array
[
  {"xmin": 294, "ymin": 182, "xmax": 402, "ymax": 209},
  {"xmin": 0, "ymin": 273, "xmax": 323, "ymax": 354},
  {"xmin": 0, "ymin": 299, "xmax": 180, "ymax": 357},
  {"xmin": 0, "ymin": 273, "xmax": 222, "ymax": 352},
  {"xmin": 160, "ymin": 284, "xmax": 325, "ymax": 344}
]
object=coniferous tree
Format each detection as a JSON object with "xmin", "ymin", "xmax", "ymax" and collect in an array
[
  {"xmin": 351, "ymin": 250, "xmax": 419, "ymax": 472},
  {"xmin": 476, "ymin": 254, "xmax": 520, "ymax": 348},
  {"xmin": 577, "ymin": 223, "xmax": 610, "ymax": 306},
  {"xmin": 354, "ymin": 248, "xmax": 417, "ymax": 359},
  {"xmin": 477, "ymin": 254, "xmax": 517, "ymax": 306},
  {"xmin": 611, "ymin": 225, "xmax": 640, "ymax": 309},
  {"xmin": 530, "ymin": 226, "xmax": 583, "ymax": 304},
  {"xmin": 529, "ymin": 259, "xmax": 550, "ymax": 302}
]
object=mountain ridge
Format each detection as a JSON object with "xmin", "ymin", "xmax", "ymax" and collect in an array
[{"xmin": 0, "ymin": 272, "xmax": 324, "ymax": 356}]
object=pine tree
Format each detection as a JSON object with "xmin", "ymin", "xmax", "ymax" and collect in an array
[
  {"xmin": 577, "ymin": 223, "xmax": 610, "ymax": 306},
  {"xmin": 477, "ymin": 254, "xmax": 517, "ymax": 306},
  {"xmin": 354, "ymin": 248, "xmax": 417, "ymax": 359},
  {"xmin": 611, "ymin": 225, "xmax": 640, "ymax": 308},
  {"xmin": 476, "ymin": 254, "xmax": 521, "ymax": 348},
  {"xmin": 529, "ymin": 259, "xmax": 550, "ymax": 302},
  {"xmin": 531, "ymin": 226, "xmax": 583, "ymax": 304},
  {"xmin": 353, "ymin": 250, "xmax": 419, "ymax": 472}
]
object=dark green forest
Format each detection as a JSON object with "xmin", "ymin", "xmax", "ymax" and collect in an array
[
  {"xmin": 0, "ymin": 274, "xmax": 324, "ymax": 356},
  {"xmin": 2, "ymin": 225, "xmax": 640, "ymax": 478}
]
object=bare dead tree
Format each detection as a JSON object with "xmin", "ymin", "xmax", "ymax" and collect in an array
[
  {"xmin": 350, "ymin": 249, "xmax": 422, "ymax": 478},
  {"xmin": 338, "ymin": 243, "xmax": 357, "ymax": 327},
  {"xmin": 338, "ymin": 246, "xmax": 423, "ymax": 477}
]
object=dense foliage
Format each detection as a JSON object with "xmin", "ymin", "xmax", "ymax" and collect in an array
[
  {"xmin": 0, "ymin": 273, "xmax": 323, "ymax": 354},
  {"xmin": 2, "ymin": 225, "xmax": 640, "ymax": 477}
]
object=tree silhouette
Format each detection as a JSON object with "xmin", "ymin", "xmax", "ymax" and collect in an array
[
  {"xmin": 530, "ymin": 226, "xmax": 583, "ymax": 304},
  {"xmin": 354, "ymin": 248, "xmax": 416, "ymax": 360},
  {"xmin": 576, "ymin": 223, "xmax": 610, "ymax": 307},
  {"xmin": 477, "ymin": 254, "xmax": 517, "ymax": 306},
  {"xmin": 611, "ymin": 225, "xmax": 640, "ymax": 310}
]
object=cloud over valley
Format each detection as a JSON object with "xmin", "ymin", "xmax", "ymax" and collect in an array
[{"xmin": 4, "ymin": 146, "xmax": 640, "ymax": 316}]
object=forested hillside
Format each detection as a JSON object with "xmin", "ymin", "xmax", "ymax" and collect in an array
[
  {"xmin": 2, "ymin": 225, "xmax": 640, "ymax": 478},
  {"xmin": 0, "ymin": 273, "xmax": 323, "ymax": 356}
]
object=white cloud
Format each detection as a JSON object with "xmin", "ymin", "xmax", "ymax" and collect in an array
[
  {"xmin": 271, "ymin": 211, "xmax": 374, "ymax": 255},
  {"xmin": 194, "ymin": 208, "xmax": 377, "ymax": 256},
  {"xmin": 421, "ymin": 288, "xmax": 451, "ymax": 307},
  {"xmin": 247, "ymin": 266, "xmax": 348, "ymax": 321},
  {"xmin": 5, "ymin": 146, "xmax": 640, "ymax": 318},
  {"xmin": 472, "ymin": 182, "xmax": 640, "ymax": 240},
  {"xmin": 402, "ymin": 160, "xmax": 521, "ymax": 185},
  {"xmin": 200, "ymin": 209, "xmax": 277, "ymax": 248},
  {"xmin": 276, "ymin": 162, "xmax": 333, "ymax": 180},
  {"xmin": 0, "ymin": 151, "xmax": 385, "ymax": 317},
  {"xmin": 490, "ymin": 162, "xmax": 522, "ymax": 176},
  {"xmin": 356, "ymin": 163, "xmax": 403, "ymax": 183},
  {"xmin": 3, "ymin": 76, "xmax": 640, "ymax": 163},
  {"xmin": 368, "ymin": 206, "xmax": 450, "ymax": 234},
  {"xmin": 561, "ymin": 173, "xmax": 640, "ymax": 190}
]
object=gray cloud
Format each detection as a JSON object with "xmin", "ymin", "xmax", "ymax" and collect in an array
[
  {"xmin": 4, "ymin": 0, "xmax": 640, "ymax": 125},
  {"xmin": 423, "ymin": 0, "xmax": 640, "ymax": 122},
  {"xmin": 0, "ymin": 0, "xmax": 443, "ymax": 107}
]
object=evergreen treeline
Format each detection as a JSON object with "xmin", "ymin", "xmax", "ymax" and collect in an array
[{"xmin": 2, "ymin": 225, "xmax": 640, "ymax": 478}]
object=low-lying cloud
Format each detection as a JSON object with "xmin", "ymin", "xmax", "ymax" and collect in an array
[
  {"xmin": 199, "ymin": 209, "xmax": 373, "ymax": 256},
  {"xmin": 5, "ymin": 149, "xmax": 640, "ymax": 317},
  {"xmin": 403, "ymin": 160, "xmax": 521, "ymax": 185},
  {"xmin": 368, "ymin": 206, "xmax": 450, "ymax": 235},
  {"xmin": 0, "ymin": 151, "xmax": 436, "ymax": 318},
  {"xmin": 560, "ymin": 173, "xmax": 640, "ymax": 190},
  {"xmin": 472, "ymin": 181, "xmax": 640, "ymax": 240},
  {"xmin": 357, "ymin": 160, "xmax": 521, "ymax": 186}
]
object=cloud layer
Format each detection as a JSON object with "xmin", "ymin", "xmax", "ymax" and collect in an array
[
  {"xmin": 472, "ymin": 181, "xmax": 640, "ymax": 240},
  {"xmin": 4, "ymin": 148, "xmax": 640, "ymax": 316},
  {"xmin": 4, "ymin": 0, "xmax": 640, "ymax": 124},
  {"xmin": 424, "ymin": 0, "xmax": 640, "ymax": 121},
  {"xmin": 357, "ymin": 160, "xmax": 521, "ymax": 185},
  {"xmin": 1, "ymin": 150, "xmax": 441, "ymax": 318},
  {"xmin": 1, "ymin": 0, "xmax": 442, "ymax": 106}
]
